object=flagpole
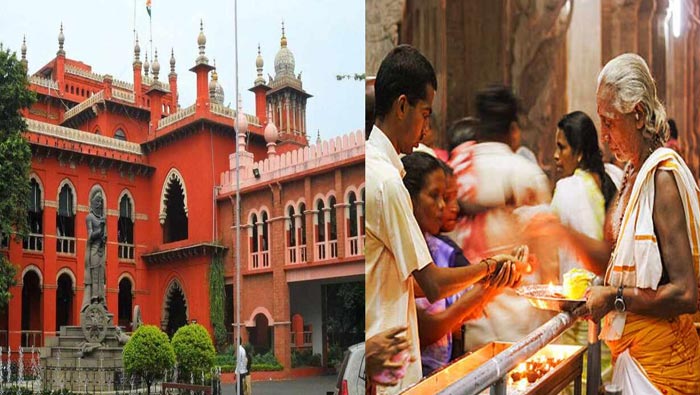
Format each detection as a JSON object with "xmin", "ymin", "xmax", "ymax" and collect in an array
[
  {"xmin": 234, "ymin": 0, "xmax": 242, "ymax": 394},
  {"xmin": 133, "ymin": 0, "xmax": 136, "ymax": 44}
]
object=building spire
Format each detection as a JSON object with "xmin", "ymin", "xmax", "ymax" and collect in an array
[
  {"xmin": 280, "ymin": 20, "xmax": 287, "ymax": 47},
  {"xmin": 20, "ymin": 35, "xmax": 28, "ymax": 69},
  {"xmin": 57, "ymin": 22, "xmax": 65, "ymax": 56},
  {"xmin": 152, "ymin": 49, "xmax": 160, "ymax": 80},
  {"xmin": 255, "ymin": 44, "xmax": 265, "ymax": 86},
  {"xmin": 169, "ymin": 48, "xmax": 176, "ymax": 75},
  {"xmin": 197, "ymin": 19, "xmax": 209, "ymax": 64},
  {"xmin": 316, "ymin": 129, "xmax": 321, "ymax": 145},
  {"xmin": 134, "ymin": 34, "xmax": 141, "ymax": 64},
  {"xmin": 144, "ymin": 52, "xmax": 150, "ymax": 76}
]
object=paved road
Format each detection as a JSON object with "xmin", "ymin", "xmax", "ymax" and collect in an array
[{"xmin": 222, "ymin": 375, "xmax": 337, "ymax": 395}]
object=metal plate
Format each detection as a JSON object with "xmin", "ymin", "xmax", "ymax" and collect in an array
[{"xmin": 516, "ymin": 284, "xmax": 585, "ymax": 312}]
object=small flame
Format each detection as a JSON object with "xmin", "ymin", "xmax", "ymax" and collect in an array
[{"xmin": 547, "ymin": 282, "xmax": 556, "ymax": 295}]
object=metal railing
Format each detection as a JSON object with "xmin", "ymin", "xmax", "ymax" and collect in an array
[
  {"xmin": 22, "ymin": 233, "xmax": 43, "ymax": 252},
  {"xmin": 118, "ymin": 243, "xmax": 135, "ymax": 260},
  {"xmin": 20, "ymin": 330, "xmax": 43, "ymax": 348},
  {"xmin": 56, "ymin": 236, "xmax": 76, "ymax": 255}
]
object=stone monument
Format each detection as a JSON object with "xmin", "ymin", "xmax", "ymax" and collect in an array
[{"xmin": 40, "ymin": 191, "xmax": 129, "ymax": 391}]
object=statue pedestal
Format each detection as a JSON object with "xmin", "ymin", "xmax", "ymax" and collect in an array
[{"xmin": 40, "ymin": 307, "xmax": 128, "ymax": 392}]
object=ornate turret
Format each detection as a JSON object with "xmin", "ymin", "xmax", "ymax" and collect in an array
[
  {"xmin": 57, "ymin": 23, "xmax": 65, "ymax": 56},
  {"xmin": 209, "ymin": 61, "xmax": 224, "ymax": 105},
  {"xmin": 20, "ymin": 35, "xmax": 27, "ymax": 70},
  {"xmin": 274, "ymin": 21, "xmax": 295, "ymax": 79},
  {"xmin": 151, "ymin": 49, "xmax": 161, "ymax": 81},
  {"xmin": 133, "ymin": 35, "xmax": 141, "ymax": 65},
  {"xmin": 196, "ymin": 19, "xmax": 209, "ymax": 65},
  {"xmin": 144, "ymin": 53, "xmax": 150, "ymax": 77},
  {"xmin": 169, "ymin": 48, "xmax": 176, "ymax": 75},
  {"xmin": 255, "ymin": 44, "xmax": 265, "ymax": 86}
]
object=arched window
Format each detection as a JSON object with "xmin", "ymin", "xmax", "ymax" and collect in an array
[
  {"xmin": 114, "ymin": 128, "xmax": 127, "ymax": 141},
  {"xmin": 316, "ymin": 200, "xmax": 325, "ymax": 243},
  {"xmin": 298, "ymin": 203, "xmax": 307, "ymax": 247},
  {"xmin": 163, "ymin": 175, "xmax": 188, "ymax": 243},
  {"xmin": 360, "ymin": 188, "xmax": 365, "ymax": 236},
  {"xmin": 118, "ymin": 277, "xmax": 133, "ymax": 330},
  {"xmin": 57, "ymin": 183, "xmax": 76, "ymax": 254},
  {"xmin": 56, "ymin": 273, "xmax": 74, "ymax": 330},
  {"xmin": 251, "ymin": 214, "xmax": 259, "ymax": 253},
  {"xmin": 261, "ymin": 211, "xmax": 269, "ymax": 252},
  {"xmin": 287, "ymin": 206, "xmax": 296, "ymax": 248},
  {"xmin": 118, "ymin": 194, "xmax": 135, "ymax": 260},
  {"xmin": 347, "ymin": 192, "xmax": 358, "ymax": 238},
  {"xmin": 329, "ymin": 196, "xmax": 337, "ymax": 241},
  {"xmin": 24, "ymin": 178, "xmax": 44, "ymax": 251}
]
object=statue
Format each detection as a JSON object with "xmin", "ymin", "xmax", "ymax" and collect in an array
[
  {"xmin": 132, "ymin": 305, "xmax": 143, "ymax": 331},
  {"xmin": 82, "ymin": 193, "xmax": 107, "ymax": 312}
]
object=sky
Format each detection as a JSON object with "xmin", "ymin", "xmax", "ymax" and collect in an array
[{"xmin": 0, "ymin": 0, "xmax": 365, "ymax": 140}]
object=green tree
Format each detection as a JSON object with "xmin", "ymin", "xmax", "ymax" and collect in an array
[
  {"xmin": 0, "ymin": 46, "xmax": 35, "ymax": 308},
  {"xmin": 209, "ymin": 253, "xmax": 227, "ymax": 351},
  {"xmin": 123, "ymin": 325, "xmax": 175, "ymax": 395},
  {"xmin": 171, "ymin": 323, "xmax": 216, "ymax": 383}
]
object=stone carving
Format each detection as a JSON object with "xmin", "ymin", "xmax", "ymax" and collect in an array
[
  {"xmin": 81, "ymin": 304, "xmax": 109, "ymax": 345},
  {"xmin": 365, "ymin": 0, "xmax": 406, "ymax": 75},
  {"xmin": 132, "ymin": 305, "xmax": 143, "ymax": 331},
  {"xmin": 115, "ymin": 326, "xmax": 131, "ymax": 345},
  {"xmin": 81, "ymin": 192, "xmax": 107, "ymax": 312}
]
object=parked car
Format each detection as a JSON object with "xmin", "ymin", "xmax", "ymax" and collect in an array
[{"xmin": 334, "ymin": 342, "xmax": 365, "ymax": 395}]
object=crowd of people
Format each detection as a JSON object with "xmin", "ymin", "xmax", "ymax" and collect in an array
[{"xmin": 365, "ymin": 45, "xmax": 700, "ymax": 395}]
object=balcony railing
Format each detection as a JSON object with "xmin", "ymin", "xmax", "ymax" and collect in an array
[
  {"xmin": 329, "ymin": 240, "xmax": 338, "ymax": 259},
  {"xmin": 56, "ymin": 236, "xmax": 76, "ymax": 255},
  {"xmin": 290, "ymin": 331, "xmax": 313, "ymax": 349},
  {"xmin": 20, "ymin": 330, "xmax": 43, "ymax": 348},
  {"xmin": 250, "ymin": 251, "xmax": 270, "ymax": 270},
  {"xmin": 346, "ymin": 235, "xmax": 365, "ymax": 257},
  {"xmin": 23, "ymin": 233, "xmax": 43, "ymax": 252},
  {"xmin": 118, "ymin": 243, "xmax": 135, "ymax": 260},
  {"xmin": 315, "ymin": 242, "xmax": 326, "ymax": 261},
  {"xmin": 287, "ymin": 244, "xmax": 309, "ymax": 264}
]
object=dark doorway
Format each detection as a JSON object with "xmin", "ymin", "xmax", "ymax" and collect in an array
[
  {"xmin": 163, "ymin": 178, "xmax": 188, "ymax": 243},
  {"xmin": 55, "ymin": 273, "xmax": 74, "ymax": 330},
  {"xmin": 21, "ymin": 270, "xmax": 42, "ymax": 347},
  {"xmin": 118, "ymin": 278, "xmax": 133, "ymax": 331},
  {"xmin": 166, "ymin": 285, "xmax": 188, "ymax": 337},
  {"xmin": 248, "ymin": 313, "xmax": 272, "ymax": 355}
]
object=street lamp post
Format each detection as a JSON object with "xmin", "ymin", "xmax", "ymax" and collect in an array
[{"xmin": 233, "ymin": 1, "xmax": 244, "ymax": 395}]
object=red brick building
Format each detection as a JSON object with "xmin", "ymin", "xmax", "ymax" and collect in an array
[{"xmin": 0, "ymin": 22, "xmax": 364, "ymax": 373}]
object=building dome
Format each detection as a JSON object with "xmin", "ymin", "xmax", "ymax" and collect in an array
[
  {"xmin": 209, "ymin": 69, "xmax": 224, "ymax": 105},
  {"xmin": 264, "ymin": 120, "xmax": 279, "ymax": 143},
  {"xmin": 274, "ymin": 26, "xmax": 295, "ymax": 78}
]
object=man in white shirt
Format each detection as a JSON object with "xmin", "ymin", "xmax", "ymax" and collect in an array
[
  {"xmin": 366, "ymin": 45, "xmax": 519, "ymax": 394},
  {"xmin": 235, "ymin": 341, "xmax": 248, "ymax": 395},
  {"xmin": 453, "ymin": 85, "xmax": 554, "ymax": 352}
]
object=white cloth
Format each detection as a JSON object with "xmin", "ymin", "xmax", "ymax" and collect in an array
[
  {"xmin": 413, "ymin": 143, "xmax": 437, "ymax": 158},
  {"xmin": 602, "ymin": 148, "xmax": 700, "ymax": 340},
  {"xmin": 605, "ymin": 163, "xmax": 624, "ymax": 190},
  {"xmin": 453, "ymin": 142, "xmax": 553, "ymax": 352},
  {"xmin": 551, "ymin": 169, "xmax": 605, "ymax": 279},
  {"xmin": 366, "ymin": 125, "xmax": 433, "ymax": 393},
  {"xmin": 235, "ymin": 345, "xmax": 248, "ymax": 375},
  {"xmin": 611, "ymin": 350, "xmax": 662, "ymax": 395}
]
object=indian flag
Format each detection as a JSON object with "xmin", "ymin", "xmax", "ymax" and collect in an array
[{"xmin": 146, "ymin": 0, "xmax": 151, "ymax": 17}]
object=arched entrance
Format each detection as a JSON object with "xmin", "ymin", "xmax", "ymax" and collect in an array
[
  {"xmin": 248, "ymin": 313, "xmax": 272, "ymax": 354},
  {"xmin": 21, "ymin": 270, "xmax": 42, "ymax": 347},
  {"xmin": 118, "ymin": 278, "xmax": 133, "ymax": 330},
  {"xmin": 55, "ymin": 273, "xmax": 74, "ymax": 330},
  {"xmin": 163, "ymin": 281, "xmax": 188, "ymax": 337}
]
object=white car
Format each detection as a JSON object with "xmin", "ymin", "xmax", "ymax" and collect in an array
[{"xmin": 334, "ymin": 342, "xmax": 365, "ymax": 395}]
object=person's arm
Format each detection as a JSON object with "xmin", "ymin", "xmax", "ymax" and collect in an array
[
  {"xmin": 365, "ymin": 326, "xmax": 413, "ymax": 386},
  {"xmin": 587, "ymin": 171, "xmax": 698, "ymax": 321},
  {"xmin": 416, "ymin": 279, "xmax": 507, "ymax": 346},
  {"xmin": 525, "ymin": 213, "xmax": 612, "ymax": 275}
]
